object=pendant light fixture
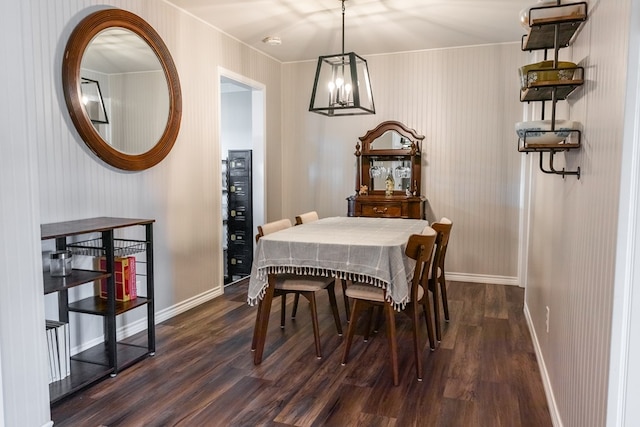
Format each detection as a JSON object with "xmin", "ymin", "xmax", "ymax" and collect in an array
[{"xmin": 309, "ymin": 0, "xmax": 375, "ymax": 116}]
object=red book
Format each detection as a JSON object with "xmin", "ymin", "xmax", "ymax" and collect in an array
[
  {"xmin": 98, "ymin": 257, "xmax": 131, "ymax": 301},
  {"xmin": 128, "ymin": 256, "xmax": 137, "ymax": 299}
]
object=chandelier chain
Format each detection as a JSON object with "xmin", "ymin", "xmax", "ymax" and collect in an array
[{"xmin": 341, "ymin": 0, "xmax": 346, "ymax": 56}]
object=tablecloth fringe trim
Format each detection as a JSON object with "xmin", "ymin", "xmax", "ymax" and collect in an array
[{"xmin": 250, "ymin": 266, "xmax": 409, "ymax": 311}]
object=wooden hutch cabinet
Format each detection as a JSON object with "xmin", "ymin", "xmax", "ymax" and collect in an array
[{"xmin": 353, "ymin": 121, "xmax": 427, "ymax": 219}]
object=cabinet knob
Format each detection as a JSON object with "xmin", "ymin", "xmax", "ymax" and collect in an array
[{"xmin": 373, "ymin": 207, "xmax": 388, "ymax": 214}]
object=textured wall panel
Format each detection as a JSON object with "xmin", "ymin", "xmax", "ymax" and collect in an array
[
  {"xmin": 1, "ymin": 1, "xmax": 51, "ymax": 425},
  {"xmin": 282, "ymin": 43, "xmax": 526, "ymax": 281},
  {"xmin": 109, "ymin": 71, "xmax": 168, "ymax": 154},
  {"xmin": 525, "ymin": 0, "xmax": 631, "ymax": 426},
  {"xmin": 30, "ymin": 0, "xmax": 282, "ymax": 352},
  {"xmin": 13, "ymin": 0, "xmax": 634, "ymax": 424}
]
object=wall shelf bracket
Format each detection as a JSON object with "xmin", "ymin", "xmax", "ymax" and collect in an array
[{"xmin": 539, "ymin": 150, "xmax": 580, "ymax": 179}]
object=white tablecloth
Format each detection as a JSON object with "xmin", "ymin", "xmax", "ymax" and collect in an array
[{"xmin": 248, "ymin": 216, "xmax": 430, "ymax": 309}]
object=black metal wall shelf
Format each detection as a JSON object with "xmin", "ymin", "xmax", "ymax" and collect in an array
[
  {"xmin": 518, "ymin": 130, "xmax": 581, "ymax": 153},
  {"xmin": 521, "ymin": 2, "xmax": 587, "ymax": 51},
  {"xmin": 521, "ymin": 80, "xmax": 583, "ymax": 102},
  {"xmin": 517, "ymin": 1, "xmax": 588, "ymax": 179},
  {"xmin": 520, "ymin": 66, "xmax": 584, "ymax": 102}
]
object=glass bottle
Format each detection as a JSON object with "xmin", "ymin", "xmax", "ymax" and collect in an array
[{"xmin": 385, "ymin": 173, "xmax": 394, "ymax": 196}]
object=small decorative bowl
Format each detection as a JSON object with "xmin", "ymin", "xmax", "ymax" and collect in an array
[
  {"xmin": 515, "ymin": 120, "xmax": 580, "ymax": 145},
  {"xmin": 519, "ymin": 60, "xmax": 577, "ymax": 89}
]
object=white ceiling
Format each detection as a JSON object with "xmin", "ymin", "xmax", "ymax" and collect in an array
[
  {"xmin": 82, "ymin": 28, "xmax": 162, "ymax": 74},
  {"xmin": 167, "ymin": 0, "xmax": 535, "ymax": 63}
]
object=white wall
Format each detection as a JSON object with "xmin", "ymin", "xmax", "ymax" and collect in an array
[
  {"xmin": 6, "ymin": 0, "xmax": 636, "ymax": 425},
  {"xmin": 0, "ymin": 349, "xmax": 3, "ymax": 425},
  {"xmin": 608, "ymin": 1, "xmax": 640, "ymax": 425},
  {"xmin": 1, "ymin": 1, "xmax": 51, "ymax": 425},
  {"xmin": 221, "ymin": 88, "xmax": 252, "ymax": 153},
  {"xmin": 524, "ymin": 0, "xmax": 632, "ymax": 425},
  {"xmin": 32, "ymin": 0, "xmax": 282, "ymax": 345},
  {"xmin": 282, "ymin": 43, "xmax": 527, "ymax": 284},
  {"xmin": 4, "ymin": 0, "xmax": 281, "ymax": 423}
]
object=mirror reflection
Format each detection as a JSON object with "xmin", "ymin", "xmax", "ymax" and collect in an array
[
  {"xmin": 80, "ymin": 27, "xmax": 169, "ymax": 155},
  {"xmin": 80, "ymin": 78, "xmax": 109, "ymax": 124},
  {"xmin": 370, "ymin": 130, "xmax": 413, "ymax": 150},
  {"xmin": 369, "ymin": 160, "xmax": 412, "ymax": 191}
]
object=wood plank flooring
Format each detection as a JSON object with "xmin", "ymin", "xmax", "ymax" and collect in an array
[{"xmin": 51, "ymin": 281, "xmax": 552, "ymax": 426}]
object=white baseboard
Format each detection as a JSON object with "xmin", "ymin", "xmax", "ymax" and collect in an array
[
  {"xmin": 447, "ymin": 272, "xmax": 520, "ymax": 286},
  {"xmin": 118, "ymin": 285, "xmax": 225, "ymax": 339},
  {"xmin": 523, "ymin": 302, "xmax": 563, "ymax": 427}
]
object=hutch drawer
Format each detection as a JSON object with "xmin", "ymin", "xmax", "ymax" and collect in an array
[{"xmin": 361, "ymin": 202, "xmax": 402, "ymax": 217}]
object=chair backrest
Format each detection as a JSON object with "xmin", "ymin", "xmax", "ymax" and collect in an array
[
  {"xmin": 405, "ymin": 227, "xmax": 437, "ymax": 300},
  {"xmin": 256, "ymin": 218, "xmax": 292, "ymax": 242},
  {"xmin": 431, "ymin": 217, "xmax": 453, "ymax": 275},
  {"xmin": 295, "ymin": 211, "xmax": 319, "ymax": 225}
]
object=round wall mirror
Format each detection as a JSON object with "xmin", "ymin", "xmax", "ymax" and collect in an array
[{"xmin": 62, "ymin": 9, "xmax": 182, "ymax": 171}]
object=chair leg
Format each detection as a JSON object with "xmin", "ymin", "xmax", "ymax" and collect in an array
[
  {"xmin": 410, "ymin": 302, "xmax": 423, "ymax": 381},
  {"xmin": 254, "ymin": 279, "xmax": 276, "ymax": 365},
  {"xmin": 422, "ymin": 300, "xmax": 436, "ymax": 351},
  {"xmin": 431, "ymin": 278, "xmax": 442, "ymax": 341},
  {"xmin": 365, "ymin": 306, "xmax": 384, "ymax": 337},
  {"xmin": 341, "ymin": 279, "xmax": 350, "ymax": 322},
  {"xmin": 373, "ymin": 306, "xmax": 384, "ymax": 333},
  {"xmin": 341, "ymin": 299, "xmax": 366, "ymax": 365},
  {"xmin": 251, "ymin": 298, "xmax": 264, "ymax": 351},
  {"xmin": 364, "ymin": 307, "xmax": 374, "ymax": 342},
  {"xmin": 305, "ymin": 292, "xmax": 322, "ymax": 359},
  {"xmin": 384, "ymin": 303, "xmax": 399, "ymax": 386},
  {"xmin": 326, "ymin": 281, "xmax": 343, "ymax": 336},
  {"xmin": 439, "ymin": 275, "xmax": 450, "ymax": 321},
  {"xmin": 292, "ymin": 293, "xmax": 300, "ymax": 319},
  {"xmin": 280, "ymin": 293, "xmax": 287, "ymax": 329}
]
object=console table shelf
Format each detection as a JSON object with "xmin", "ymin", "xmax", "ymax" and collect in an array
[
  {"xmin": 68, "ymin": 296, "xmax": 150, "ymax": 316},
  {"xmin": 41, "ymin": 217, "xmax": 155, "ymax": 405},
  {"xmin": 43, "ymin": 270, "xmax": 110, "ymax": 295}
]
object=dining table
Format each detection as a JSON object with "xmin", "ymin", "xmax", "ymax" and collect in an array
[{"xmin": 247, "ymin": 216, "xmax": 430, "ymax": 364}]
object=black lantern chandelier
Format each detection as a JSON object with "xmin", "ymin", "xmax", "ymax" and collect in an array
[{"xmin": 309, "ymin": 0, "xmax": 375, "ymax": 116}]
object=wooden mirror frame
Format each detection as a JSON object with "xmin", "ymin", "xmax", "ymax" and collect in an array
[
  {"xmin": 62, "ymin": 9, "xmax": 182, "ymax": 171},
  {"xmin": 355, "ymin": 120, "xmax": 425, "ymax": 196}
]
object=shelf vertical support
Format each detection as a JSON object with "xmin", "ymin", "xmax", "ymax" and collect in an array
[
  {"xmin": 55, "ymin": 237, "xmax": 70, "ymax": 323},
  {"xmin": 146, "ymin": 223, "xmax": 156, "ymax": 355},
  {"xmin": 102, "ymin": 229, "xmax": 117, "ymax": 374}
]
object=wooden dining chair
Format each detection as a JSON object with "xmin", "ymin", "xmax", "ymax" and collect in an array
[
  {"xmin": 295, "ymin": 211, "xmax": 319, "ymax": 225},
  {"xmin": 293, "ymin": 211, "xmax": 351, "ymax": 322},
  {"xmin": 340, "ymin": 227, "xmax": 437, "ymax": 386},
  {"xmin": 429, "ymin": 217, "xmax": 453, "ymax": 341},
  {"xmin": 251, "ymin": 218, "xmax": 343, "ymax": 359}
]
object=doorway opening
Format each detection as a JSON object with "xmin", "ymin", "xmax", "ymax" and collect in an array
[{"xmin": 219, "ymin": 70, "xmax": 266, "ymax": 286}]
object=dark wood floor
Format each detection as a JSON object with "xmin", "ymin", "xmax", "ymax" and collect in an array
[{"xmin": 51, "ymin": 280, "xmax": 551, "ymax": 426}]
